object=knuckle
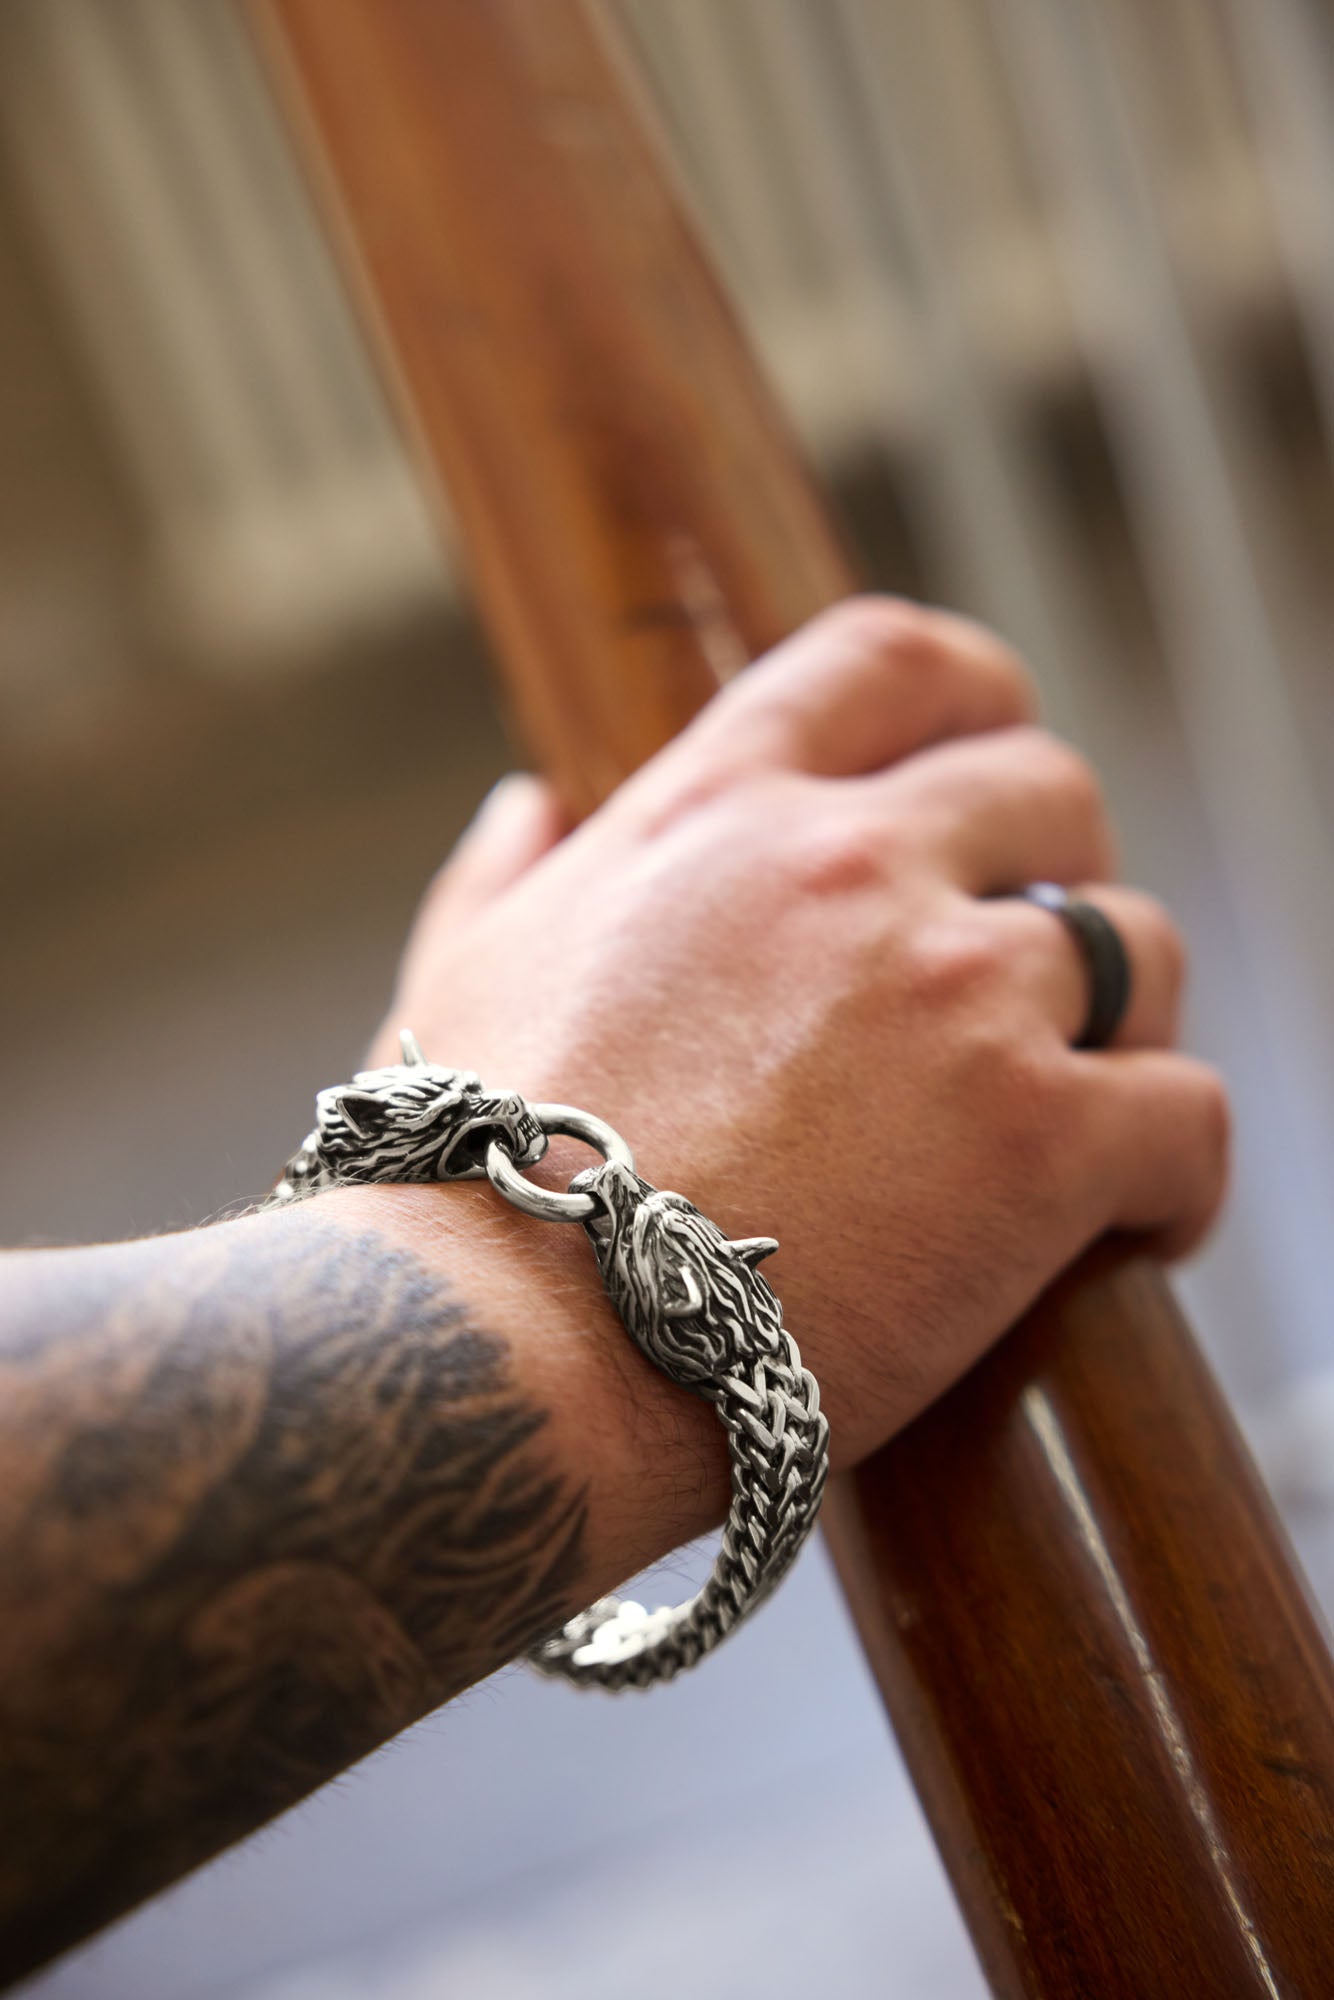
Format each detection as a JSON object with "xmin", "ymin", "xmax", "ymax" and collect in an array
[
  {"xmin": 1140, "ymin": 894, "xmax": 1188, "ymax": 992},
  {"xmin": 815, "ymin": 593, "xmax": 941, "ymax": 661},
  {"xmin": 975, "ymin": 639, "xmax": 1039, "ymax": 719},
  {"xmin": 1165, "ymin": 1066, "xmax": 1232, "ymax": 1252},
  {"xmin": 932, "ymin": 609, "xmax": 1039, "ymax": 721},
  {"xmin": 1009, "ymin": 729, "xmax": 1112, "ymax": 853},
  {"xmin": 1025, "ymin": 730, "xmax": 1103, "ymax": 810},
  {"xmin": 903, "ymin": 913, "xmax": 1009, "ymax": 1012},
  {"xmin": 648, "ymin": 760, "xmax": 743, "ymax": 829},
  {"xmin": 817, "ymin": 596, "xmax": 1037, "ymax": 720},
  {"xmin": 695, "ymin": 664, "xmax": 821, "ymax": 772},
  {"xmin": 1194, "ymin": 1064, "xmax": 1233, "ymax": 1170},
  {"xmin": 813, "ymin": 594, "xmax": 962, "ymax": 688},
  {"xmin": 625, "ymin": 722, "xmax": 758, "ymax": 832},
  {"xmin": 779, "ymin": 806, "xmax": 890, "ymax": 900}
]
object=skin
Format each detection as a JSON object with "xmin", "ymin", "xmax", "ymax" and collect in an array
[{"xmin": 0, "ymin": 599, "xmax": 1228, "ymax": 1985}]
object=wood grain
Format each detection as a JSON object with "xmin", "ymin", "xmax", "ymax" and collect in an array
[{"xmin": 256, "ymin": 2, "xmax": 1334, "ymax": 1989}]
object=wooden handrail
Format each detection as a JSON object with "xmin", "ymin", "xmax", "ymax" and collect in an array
[{"xmin": 256, "ymin": 3, "xmax": 1334, "ymax": 1990}]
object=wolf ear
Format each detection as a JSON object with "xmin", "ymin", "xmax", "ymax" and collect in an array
[
  {"xmin": 660, "ymin": 1265, "xmax": 705, "ymax": 1318},
  {"xmin": 399, "ymin": 1029, "xmax": 427, "ymax": 1067},
  {"xmin": 329, "ymin": 1087, "xmax": 386, "ymax": 1140},
  {"xmin": 729, "ymin": 1236, "xmax": 779, "ymax": 1269}
]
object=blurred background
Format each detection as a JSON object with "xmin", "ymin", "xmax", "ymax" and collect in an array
[{"xmin": 2, "ymin": 1, "xmax": 1333, "ymax": 1995}]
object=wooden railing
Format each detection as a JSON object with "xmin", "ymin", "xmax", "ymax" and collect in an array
[{"xmin": 256, "ymin": 3, "xmax": 1334, "ymax": 1990}]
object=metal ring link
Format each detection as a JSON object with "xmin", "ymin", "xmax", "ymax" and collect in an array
[{"xmin": 484, "ymin": 1104, "xmax": 636, "ymax": 1222}]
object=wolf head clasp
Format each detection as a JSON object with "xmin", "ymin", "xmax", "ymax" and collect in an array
[
  {"xmin": 272, "ymin": 1031, "xmax": 546, "ymax": 1202},
  {"xmin": 571, "ymin": 1158, "xmax": 782, "ymax": 1386}
]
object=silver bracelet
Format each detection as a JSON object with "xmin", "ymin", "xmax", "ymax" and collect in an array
[{"xmin": 265, "ymin": 1032, "xmax": 829, "ymax": 1690}]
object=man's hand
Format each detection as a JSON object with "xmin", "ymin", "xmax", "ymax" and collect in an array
[{"xmin": 382, "ymin": 597, "xmax": 1229, "ymax": 1469}]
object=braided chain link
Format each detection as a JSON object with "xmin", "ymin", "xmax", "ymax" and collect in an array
[
  {"xmin": 264, "ymin": 1036, "xmax": 831, "ymax": 1690},
  {"xmin": 529, "ymin": 1329, "xmax": 828, "ymax": 1688},
  {"xmin": 519, "ymin": 1154, "xmax": 829, "ymax": 1687}
]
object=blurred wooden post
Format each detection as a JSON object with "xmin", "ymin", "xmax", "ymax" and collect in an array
[{"xmin": 256, "ymin": 3, "xmax": 1334, "ymax": 1991}]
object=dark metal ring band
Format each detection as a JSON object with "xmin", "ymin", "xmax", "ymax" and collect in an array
[{"xmin": 1019, "ymin": 881, "xmax": 1133, "ymax": 1050}]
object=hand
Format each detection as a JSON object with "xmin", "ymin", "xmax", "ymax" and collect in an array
[{"xmin": 375, "ymin": 598, "xmax": 1229, "ymax": 1470}]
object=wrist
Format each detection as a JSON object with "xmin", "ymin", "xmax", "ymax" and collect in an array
[{"xmin": 319, "ymin": 1182, "xmax": 731, "ymax": 1593}]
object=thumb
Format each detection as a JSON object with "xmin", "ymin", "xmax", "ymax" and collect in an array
[{"xmin": 431, "ymin": 772, "xmax": 566, "ymax": 918}]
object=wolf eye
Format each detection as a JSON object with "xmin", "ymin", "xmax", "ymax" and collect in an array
[{"xmin": 661, "ymin": 1265, "xmax": 705, "ymax": 1318}]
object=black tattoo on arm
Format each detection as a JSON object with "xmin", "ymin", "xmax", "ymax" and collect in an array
[{"xmin": 0, "ymin": 1210, "xmax": 587, "ymax": 1987}]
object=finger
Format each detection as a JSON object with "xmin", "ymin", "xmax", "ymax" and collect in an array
[
  {"xmin": 983, "ymin": 885, "xmax": 1186, "ymax": 1049},
  {"xmin": 1079, "ymin": 1049, "xmax": 1230, "ymax": 1257},
  {"xmin": 430, "ymin": 774, "xmax": 566, "ymax": 918},
  {"xmin": 880, "ymin": 726, "xmax": 1117, "ymax": 891},
  {"xmin": 682, "ymin": 596, "xmax": 1036, "ymax": 781}
]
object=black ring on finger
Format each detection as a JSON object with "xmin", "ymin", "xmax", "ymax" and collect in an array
[{"xmin": 1018, "ymin": 881, "xmax": 1132, "ymax": 1050}]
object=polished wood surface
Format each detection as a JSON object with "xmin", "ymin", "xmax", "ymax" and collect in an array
[
  {"xmin": 826, "ymin": 1247, "xmax": 1334, "ymax": 1993},
  {"xmin": 258, "ymin": 2, "xmax": 1334, "ymax": 1989},
  {"xmin": 256, "ymin": 0, "xmax": 848, "ymax": 819}
]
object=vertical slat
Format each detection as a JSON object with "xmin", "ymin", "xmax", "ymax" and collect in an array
[
  {"xmin": 0, "ymin": 0, "xmax": 444, "ymax": 669},
  {"xmin": 992, "ymin": 0, "xmax": 1334, "ymax": 1379},
  {"xmin": 254, "ymin": 0, "xmax": 850, "ymax": 814},
  {"xmin": 806, "ymin": 0, "xmax": 1094, "ymax": 735},
  {"xmin": 253, "ymin": 3, "xmax": 1334, "ymax": 1991},
  {"xmin": 1228, "ymin": 0, "xmax": 1334, "ymax": 453}
]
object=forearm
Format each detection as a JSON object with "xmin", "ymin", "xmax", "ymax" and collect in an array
[{"xmin": 0, "ymin": 1188, "xmax": 726, "ymax": 1985}]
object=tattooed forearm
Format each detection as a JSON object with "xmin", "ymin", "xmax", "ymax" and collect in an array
[{"xmin": 0, "ymin": 1205, "xmax": 588, "ymax": 1986}]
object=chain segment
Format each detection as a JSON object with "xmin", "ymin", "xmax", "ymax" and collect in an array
[{"xmin": 525, "ymin": 1157, "xmax": 828, "ymax": 1688}]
